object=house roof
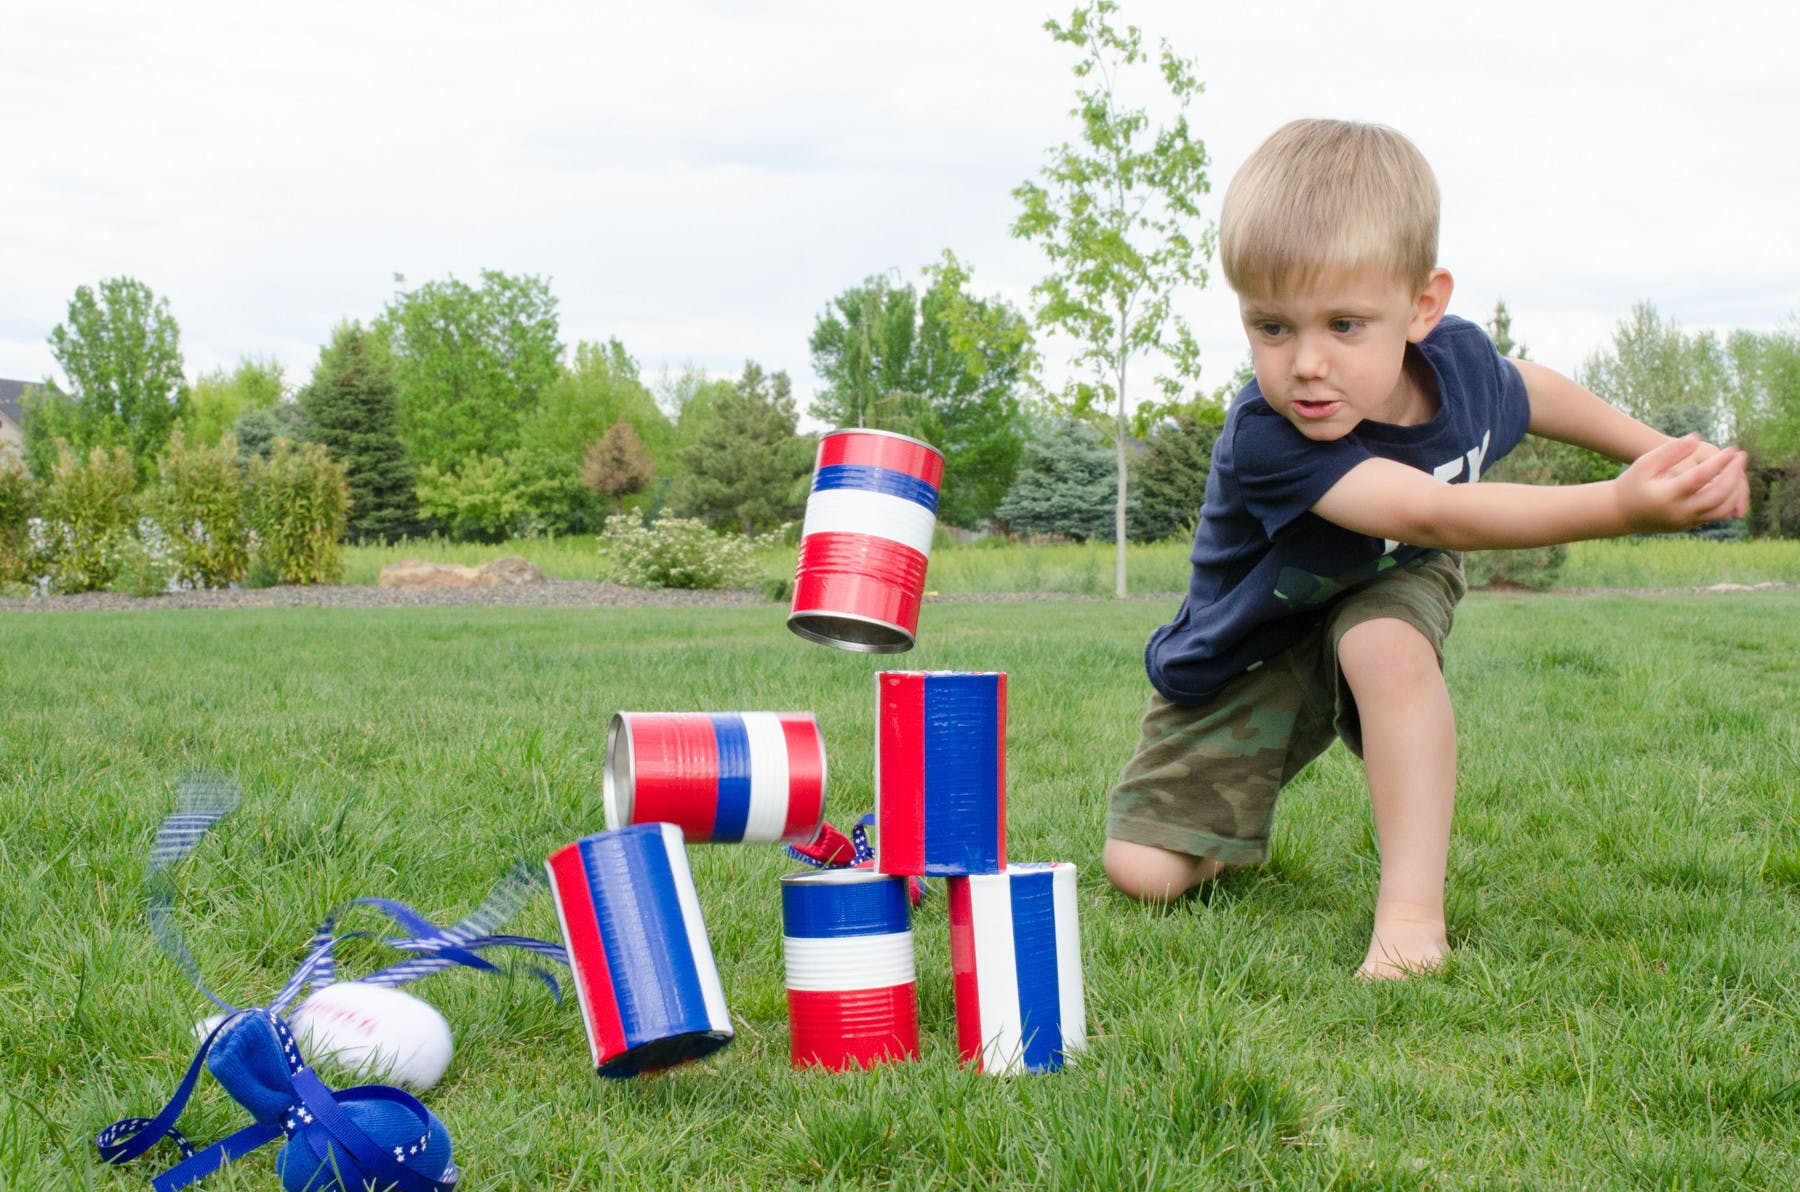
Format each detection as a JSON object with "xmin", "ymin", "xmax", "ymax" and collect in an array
[{"xmin": 0, "ymin": 378, "xmax": 60, "ymax": 428}]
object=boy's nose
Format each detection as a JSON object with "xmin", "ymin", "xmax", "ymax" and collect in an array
[{"xmin": 1292, "ymin": 335, "xmax": 1329, "ymax": 379}]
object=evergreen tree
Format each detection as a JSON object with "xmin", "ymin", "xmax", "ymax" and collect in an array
[
  {"xmin": 670, "ymin": 363, "xmax": 812, "ymax": 535},
  {"xmin": 298, "ymin": 322, "xmax": 417, "ymax": 543},
  {"xmin": 1133, "ymin": 410, "xmax": 1221, "ymax": 542},
  {"xmin": 996, "ymin": 420, "xmax": 1125, "ymax": 541},
  {"xmin": 582, "ymin": 417, "xmax": 657, "ymax": 514}
]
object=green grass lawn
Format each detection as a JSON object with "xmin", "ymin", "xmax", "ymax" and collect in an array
[
  {"xmin": 2, "ymin": 594, "xmax": 1796, "ymax": 1188},
  {"xmin": 341, "ymin": 533, "xmax": 1800, "ymax": 595}
]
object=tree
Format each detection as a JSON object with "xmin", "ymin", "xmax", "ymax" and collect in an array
[
  {"xmin": 1133, "ymin": 406, "xmax": 1222, "ymax": 542},
  {"xmin": 808, "ymin": 254, "xmax": 1034, "ymax": 527},
  {"xmin": 38, "ymin": 276, "xmax": 188, "ymax": 478},
  {"xmin": 1578, "ymin": 302, "xmax": 1726, "ymax": 441},
  {"xmin": 996, "ymin": 420, "xmax": 1124, "ymax": 541},
  {"xmin": 378, "ymin": 270, "xmax": 564, "ymax": 470},
  {"xmin": 670, "ymin": 363, "xmax": 812, "ymax": 535},
  {"xmin": 1486, "ymin": 299, "xmax": 1528, "ymax": 360},
  {"xmin": 1012, "ymin": 0, "xmax": 1212, "ymax": 596},
  {"xmin": 182, "ymin": 357, "xmax": 285, "ymax": 447},
  {"xmin": 1722, "ymin": 326, "xmax": 1800, "ymax": 536},
  {"xmin": 522, "ymin": 338, "xmax": 672, "ymax": 466},
  {"xmin": 233, "ymin": 403, "xmax": 309, "ymax": 462},
  {"xmin": 583, "ymin": 418, "xmax": 657, "ymax": 514},
  {"xmin": 298, "ymin": 322, "xmax": 418, "ymax": 543}
]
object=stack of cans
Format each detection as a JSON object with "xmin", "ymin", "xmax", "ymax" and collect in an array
[{"xmin": 544, "ymin": 425, "xmax": 1085, "ymax": 1083}]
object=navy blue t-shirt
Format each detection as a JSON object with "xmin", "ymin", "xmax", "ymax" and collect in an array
[{"xmin": 1145, "ymin": 314, "xmax": 1532, "ymax": 705}]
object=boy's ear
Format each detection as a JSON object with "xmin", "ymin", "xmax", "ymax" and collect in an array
[{"xmin": 1407, "ymin": 268, "xmax": 1454, "ymax": 342}]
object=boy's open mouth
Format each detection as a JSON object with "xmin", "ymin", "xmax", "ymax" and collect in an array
[{"xmin": 1292, "ymin": 399, "xmax": 1341, "ymax": 420}]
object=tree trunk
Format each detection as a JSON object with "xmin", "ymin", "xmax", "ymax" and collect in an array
[{"xmin": 1114, "ymin": 357, "xmax": 1129, "ymax": 600}]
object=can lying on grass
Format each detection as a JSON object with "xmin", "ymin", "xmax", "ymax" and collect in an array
[
  {"xmin": 875, "ymin": 670, "xmax": 1007, "ymax": 876},
  {"xmin": 546, "ymin": 825, "xmax": 733, "ymax": 1078},
  {"xmin": 780, "ymin": 868, "xmax": 920, "ymax": 1070},
  {"xmin": 604, "ymin": 711, "xmax": 827, "ymax": 845},
  {"xmin": 789, "ymin": 428, "xmax": 945, "ymax": 654},
  {"xmin": 947, "ymin": 862, "xmax": 1085, "ymax": 1075}
]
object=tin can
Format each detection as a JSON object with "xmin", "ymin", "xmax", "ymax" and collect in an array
[
  {"xmin": 789, "ymin": 428, "xmax": 945, "ymax": 653},
  {"xmin": 780, "ymin": 869, "xmax": 919, "ymax": 1070},
  {"xmin": 604, "ymin": 712, "xmax": 827, "ymax": 845},
  {"xmin": 545, "ymin": 825, "xmax": 733, "ymax": 1077},
  {"xmin": 946, "ymin": 862, "xmax": 1085, "ymax": 1075},
  {"xmin": 875, "ymin": 671, "xmax": 1006, "ymax": 876}
]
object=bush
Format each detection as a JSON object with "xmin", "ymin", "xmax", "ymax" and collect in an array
[
  {"xmin": 248, "ymin": 438, "xmax": 349, "ymax": 584},
  {"xmin": 0, "ymin": 453, "xmax": 32, "ymax": 584},
  {"xmin": 35, "ymin": 444, "xmax": 137, "ymax": 592},
  {"xmin": 110, "ymin": 519, "xmax": 182, "ymax": 596},
  {"xmin": 145, "ymin": 430, "xmax": 251, "ymax": 588},
  {"xmin": 1463, "ymin": 545, "xmax": 1567, "ymax": 591},
  {"xmin": 415, "ymin": 454, "xmax": 521, "ymax": 543},
  {"xmin": 598, "ymin": 513, "xmax": 756, "ymax": 589}
]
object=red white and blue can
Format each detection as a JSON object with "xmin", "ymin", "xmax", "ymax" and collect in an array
[
  {"xmin": 947, "ymin": 862, "xmax": 1085, "ymax": 1075},
  {"xmin": 604, "ymin": 712, "xmax": 827, "ymax": 845},
  {"xmin": 875, "ymin": 671, "xmax": 1006, "ymax": 877},
  {"xmin": 789, "ymin": 428, "xmax": 945, "ymax": 654},
  {"xmin": 545, "ymin": 825, "xmax": 734, "ymax": 1078},
  {"xmin": 780, "ymin": 869, "xmax": 919, "ymax": 1070}
]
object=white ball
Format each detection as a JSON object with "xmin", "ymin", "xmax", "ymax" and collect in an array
[{"xmin": 288, "ymin": 983, "xmax": 455, "ymax": 1091}]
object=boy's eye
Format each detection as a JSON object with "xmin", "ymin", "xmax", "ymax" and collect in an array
[
  {"xmin": 1254, "ymin": 322, "xmax": 1286, "ymax": 338},
  {"xmin": 1330, "ymin": 318, "xmax": 1365, "ymax": 334}
]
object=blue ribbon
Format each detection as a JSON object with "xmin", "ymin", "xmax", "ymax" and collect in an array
[{"xmin": 97, "ymin": 775, "xmax": 562, "ymax": 1189}]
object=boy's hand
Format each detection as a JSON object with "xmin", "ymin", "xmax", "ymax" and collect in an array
[{"xmin": 1613, "ymin": 435, "xmax": 1750, "ymax": 533}]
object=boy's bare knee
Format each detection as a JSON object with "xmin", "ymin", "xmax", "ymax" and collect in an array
[
  {"xmin": 1103, "ymin": 837, "xmax": 1219, "ymax": 902},
  {"xmin": 1337, "ymin": 617, "xmax": 1440, "ymax": 694}
]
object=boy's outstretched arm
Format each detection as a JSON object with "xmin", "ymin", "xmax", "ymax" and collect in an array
[
  {"xmin": 1510, "ymin": 358, "xmax": 1671, "ymax": 463},
  {"xmin": 1312, "ymin": 434, "xmax": 1750, "ymax": 551}
]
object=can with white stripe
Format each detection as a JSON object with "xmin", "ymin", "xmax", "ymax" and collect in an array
[
  {"xmin": 604, "ymin": 712, "xmax": 827, "ymax": 845},
  {"xmin": 780, "ymin": 868, "xmax": 919, "ymax": 1070},
  {"xmin": 946, "ymin": 862, "xmax": 1085, "ymax": 1075},
  {"xmin": 545, "ymin": 825, "xmax": 734, "ymax": 1078},
  {"xmin": 789, "ymin": 428, "xmax": 945, "ymax": 654}
]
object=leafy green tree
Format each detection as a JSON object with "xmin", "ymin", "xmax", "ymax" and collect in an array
[
  {"xmin": 1579, "ymin": 302, "xmax": 1726, "ymax": 441},
  {"xmin": 1486, "ymin": 300, "xmax": 1612, "ymax": 489},
  {"xmin": 583, "ymin": 418, "xmax": 657, "ymax": 514},
  {"xmin": 379, "ymin": 270, "xmax": 564, "ymax": 470},
  {"xmin": 1012, "ymin": 1, "xmax": 1212, "ymax": 595},
  {"xmin": 671, "ymin": 363, "xmax": 812, "ymax": 535},
  {"xmin": 36, "ymin": 276, "xmax": 188, "ymax": 478},
  {"xmin": 1722, "ymin": 326, "xmax": 1800, "ymax": 536},
  {"xmin": 1133, "ymin": 406, "xmax": 1223, "ymax": 542},
  {"xmin": 298, "ymin": 322, "xmax": 418, "ymax": 543},
  {"xmin": 1486, "ymin": 299, "xmax": 1528, "ymax": 360},
  {"xmin": 182, "ymin": 357, "xmax": 285, "ymax": 446},
  {"xmin": 996, "ymin": 420, "xmax": 1126, "ymax": 541},
  {"xmin": 522, "ymin": 338, "xmax": 673, "ymax": 465},
  {"xmin": 809, "ymin": 254, "xmax": 1034, "ymax": 527}
]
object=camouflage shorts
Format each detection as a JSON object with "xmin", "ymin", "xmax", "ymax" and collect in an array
[{"xmin": 1106, "ymin": 551, "xmax": 1465, "ymax": 864}]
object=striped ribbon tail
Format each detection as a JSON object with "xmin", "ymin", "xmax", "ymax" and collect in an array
[{"xmin": 145, "ymin": 775, "xmax": 243, "ymax": 1010}]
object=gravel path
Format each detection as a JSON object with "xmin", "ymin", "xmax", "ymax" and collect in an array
[{"xmin": 0, "ymin": 580, "xmax": 1790, "ymax": 615}]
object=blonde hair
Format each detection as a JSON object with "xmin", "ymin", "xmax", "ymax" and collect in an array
[{"xmin": 1220, "ymin": 119, "xmax": 1440, "ymax": 297}]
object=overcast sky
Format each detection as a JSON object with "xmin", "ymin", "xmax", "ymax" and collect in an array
[{"xmin": 4, "ymin": 0, "xmax": 1796, "ymax": 419}]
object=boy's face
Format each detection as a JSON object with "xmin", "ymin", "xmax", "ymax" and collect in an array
[{"xmin": 1238, "ymin": 267, "xmax": 1452, "ymax": 441}]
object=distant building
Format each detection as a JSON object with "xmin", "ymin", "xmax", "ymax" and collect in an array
[{"xmin": 0, "ymin": 378, "xmax": 61, "ymax": 456}]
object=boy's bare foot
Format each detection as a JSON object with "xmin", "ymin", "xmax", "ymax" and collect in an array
[{"xmin": 1357, "ymin": 914, "xmax": 1449, "ymax": 980}]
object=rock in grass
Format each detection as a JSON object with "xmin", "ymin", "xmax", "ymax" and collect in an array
[
  {"xmin": 478, "ymin": 555, "xmax": 546, "ymax": 585},
  {"xmin": 379, "ymin": 560, "xmax": 499, "ymax": 589}
]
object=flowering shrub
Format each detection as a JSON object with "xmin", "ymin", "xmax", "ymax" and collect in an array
[
  {"xmin": 111, "ymin": 519, "xmax": 183, "ymax": 596},
  {"xmin": 248, "ymin": 438, "xmax": 349, "ymax": 584},
  {"xmin": 598, "ymin": 513, "xmax": 756, "ymax": 590},
  {"xmin": 145, "ymin": 430, "xmax": 251, "ymax": 589},
  {"xmin": 35, "ymin": 444, "xmax": 137, "ymax": 593}
]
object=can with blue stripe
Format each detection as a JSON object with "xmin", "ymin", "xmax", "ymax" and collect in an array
[
  {"xmin": 604, "ymin": 712, "xmax": 827, "ymax": 845},
  {"xmin": 545, "ymin": 825, "xmax": 734, "ymax": 1077},
  {"xmin": 875, "ymin": 671, "xmax": 1006, "ymax": 876},
  {"xmin": 946, "ymin": 862, "xmax": 1085, "ymax": 1075},
  {"xmin": 789, "ymin": 428, "xmax": 945, "ymax": 653},
  {"xmin": 780, "ymin": 869, "xmax": 919, "ymax": 1070}
]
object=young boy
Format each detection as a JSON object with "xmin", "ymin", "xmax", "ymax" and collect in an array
[{"xmin": 1102, "ymin": 119, "xmax": 1749, "ymax": 978}]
